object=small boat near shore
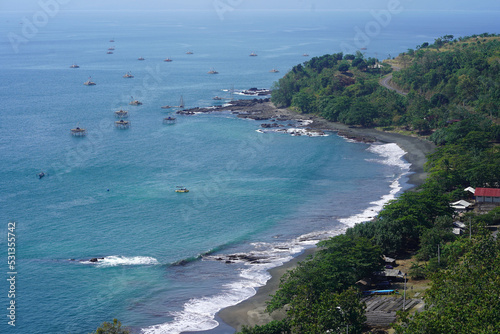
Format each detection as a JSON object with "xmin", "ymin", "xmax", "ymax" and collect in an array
[
  {"xmin": 270, "ymin": 68, "xmax": 279, "ymax": 73},
  {"xmin": 207, "ymin": 68, "xmax": 219, "ymax": 74},
  {"xmin": 162, "ymin": 96, "xmax": 184, "ymax": 109},
  {"xmin": 164, "ymin": 58, "xmax": 173, "ymax": 62},
  {"xmin": 175, "ymin": 186, "xmax": 189, "ymax": 193},
  {"xmin": 123, "ymin": 72, "xmax": 134, "ymax": 78}
]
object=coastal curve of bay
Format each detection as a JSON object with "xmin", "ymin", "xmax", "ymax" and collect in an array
[{"xmin": 185, "ymin": 99, "xmax": 437, "ymax": 332}]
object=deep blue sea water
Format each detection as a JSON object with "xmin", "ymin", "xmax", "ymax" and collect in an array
[{"xmin": 0, "ymin": 8, "xmax": 498, "ymax": 334}]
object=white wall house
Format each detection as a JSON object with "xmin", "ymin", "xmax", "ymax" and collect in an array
[{"xmin": 475, "ymin": 188, "xmax": 500, "ymax": 204}]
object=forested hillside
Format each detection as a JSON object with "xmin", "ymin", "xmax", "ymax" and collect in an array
[
  {"xmin": 272, "ymin": 33, "xmax": 500, "ymax": 194},
  {"xmin": 272, "ymin": 33, "xmax": 500, "ymax": 136},
  {"xmin": 238, "ymin": 34, "xmax": 500, "ymax": 333}
]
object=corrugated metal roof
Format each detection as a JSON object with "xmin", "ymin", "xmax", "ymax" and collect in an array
[
  {"xmin": 451, "ymin": 200, "xmax": 473, "ymax": 208},
  {"xmin": 464, "ymin": 187, "xmax": 475, "ymax": 193},
  {"xmin": 475, "ymin": 188, "xmax": 500, "ymax": 197}
]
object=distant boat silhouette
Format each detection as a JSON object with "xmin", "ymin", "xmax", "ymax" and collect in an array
[
  {"xmin": 129, "ymin": 96, "xmax": 142, "ymax": 105},
  {"xmin": 84, "ymin": 77, "xmax": 96, "ymax": 85}
]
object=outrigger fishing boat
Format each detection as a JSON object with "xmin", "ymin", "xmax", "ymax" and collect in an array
[{"xmin": 175, "ymin": 186, "xmax": 189, "ymax": 193}]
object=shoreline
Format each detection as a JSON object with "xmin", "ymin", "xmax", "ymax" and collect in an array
[
  {"xmin": 183, "ymin": 99, "xmax": 436, "ymax": 332},
  {"xmin": 180, "ymin": 99, "xmax": 435, "ymax": 190}
]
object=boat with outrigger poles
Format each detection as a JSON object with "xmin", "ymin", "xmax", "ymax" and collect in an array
[
  {"xmin": 163, "ymin": 116, "xmax": 176, "ymax": 124},
  {"xmin": 161, "ymin": 96, "xmax": 184, "ymax": 109},
  {"xmin": 175, "ymin": 186, "xmax": 189, "ymax": 193},
  {"xmin": 70, "ymin": 123, "xmax": 87, "ymax": 136},
  {"xmin": 129, "ymin": 96, "xmax": 143, "ymax": 105}
]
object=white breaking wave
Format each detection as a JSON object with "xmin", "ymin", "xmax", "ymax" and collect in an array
[
  {"xmin": 85, "ymin": 256, "xmax": 160, "ymax": 267},
  {"xmin": 338, "ymin": 178, "xmax": 403, "ymax": 227},
  {"xmin": 141, "ymin": 142, "xmax": 412, "ymax": 334},
  {"xmin": 339, "ymin": 143, "xmax": 411, "ymax": 227},
  {"xmin": 141, "ymin": 261, "xmax": 278, "ymax": 334},
  {"xmin": 367, "ymin": 142, "xmax": 411, "ymax": 170},
  {"xmin": 142, "ymin": 227, "xmax": 347, "ymax": 334}
]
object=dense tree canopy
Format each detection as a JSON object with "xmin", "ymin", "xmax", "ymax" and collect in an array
[
  {"xmin": 272, "ymin": 34, "xmax": 500, "ymax": 134},
  {"xmin": 394, "ymin": 236, "xmax": 500, "ymax": 334}
]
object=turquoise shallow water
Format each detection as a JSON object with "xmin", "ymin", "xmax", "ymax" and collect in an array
[{"xmin": 0, "ymin": 9, "xmax": 498, "ymax": 334}]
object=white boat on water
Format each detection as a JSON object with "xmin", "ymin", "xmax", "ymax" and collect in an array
[{"xmin": 84, "ymin": 77, "xmax": 96, "ymax": 85}]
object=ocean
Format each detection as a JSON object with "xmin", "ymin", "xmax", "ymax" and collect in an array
[{"xmin": 0, "ymin": 8, "xmax": 497, "ymax": 334}]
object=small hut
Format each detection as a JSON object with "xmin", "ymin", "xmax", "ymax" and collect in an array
[
  {"xmin": 115, "ymin": 120, "xmax": 130, "ymax": 129},
  {"xmin": 70, "ymin": 127, "xmax": 86, "ymax": 136}
]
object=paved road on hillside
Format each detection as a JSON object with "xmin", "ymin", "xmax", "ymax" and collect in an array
[{"xmin": 379, "ymin": 66, "xmax": 408, "ymax": 96}]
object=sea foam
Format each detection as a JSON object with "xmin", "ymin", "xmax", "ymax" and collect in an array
[
  {"xmin": 338, "ymin": 143, "xmax": 411, "ymax": 227},
  {"xmin": 84, "ymin": 256, "xmax": 160, "ymax": 267},
  {"xmin": 142, "ymin": 142, "xmax": 411, "ymax": 334}
]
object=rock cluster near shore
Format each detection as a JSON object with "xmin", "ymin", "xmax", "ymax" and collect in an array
[
  {"xmin": 177, "ymin": 99, "xmax": 383, "ymax": 142},
  {"xmin": 173, "ymin": 98, "xmax": 438, "ymax": 332}
]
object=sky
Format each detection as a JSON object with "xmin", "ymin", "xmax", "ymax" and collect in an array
[{"xmin": 2, "ymin": 0, "xmax": 500, "ymax": 13}]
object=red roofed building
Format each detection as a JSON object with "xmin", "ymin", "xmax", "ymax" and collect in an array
[{"xmin": 475, "ymin": 188, "xmax": 500, "ymax": 204}]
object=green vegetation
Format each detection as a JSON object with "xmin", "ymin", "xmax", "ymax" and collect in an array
[
  {"xmin": 346, "ymin": 190, "xmax": 453, "ymax": 256},
  {"xmin": 265, "ymin": 235, "xmax": 380, "ymax": 334},
  {"xmin": 89, "ymin": 319, "xmax": 129, "ymax": 334},
  {"xmin": 272, "ymin": 34, "xmax": 500, "ymax": 137},
  {"xmin": 394, "ymin": 236, "xmax": 500, "ymax": 334},
  {"xmin": 239, "ymin": 34, "xmax": 500, "ymax": 333},
  {"xmin": 95, "ymin": 35, "xmax": 500, "ymax": 334}
]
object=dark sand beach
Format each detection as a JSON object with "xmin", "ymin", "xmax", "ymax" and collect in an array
[{"xmin": 182, "ymin": 100, "xmax": 436, "ymax": 332}]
